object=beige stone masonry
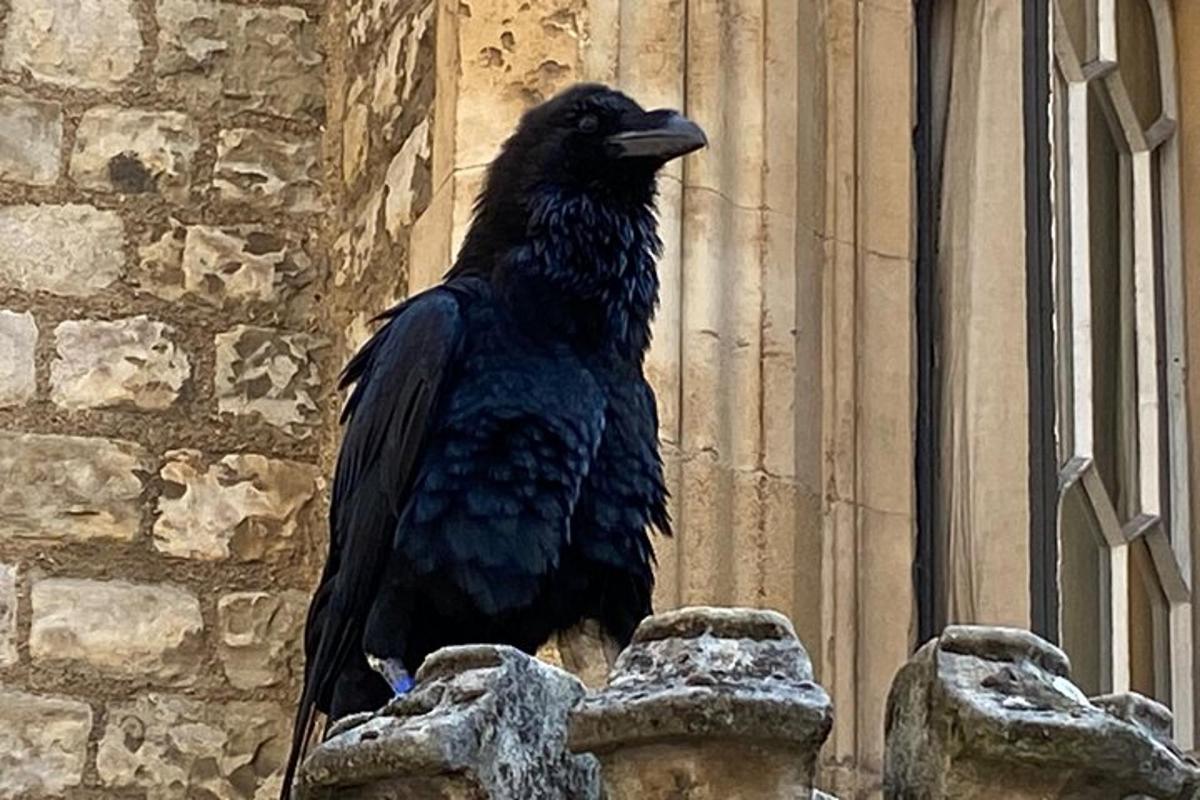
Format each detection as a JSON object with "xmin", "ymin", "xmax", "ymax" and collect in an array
[
  {"xmin": 885, "ymin": 626, "xmax": 1200, "ymax": 799},
  {"xmin": 569, "ymin": 607, "xmax": 835, "ymax": 800}
]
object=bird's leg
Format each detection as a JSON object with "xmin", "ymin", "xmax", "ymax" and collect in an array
[{"xmin": 366, "ymin": 653, "xmax": 415, "ymax": 695}]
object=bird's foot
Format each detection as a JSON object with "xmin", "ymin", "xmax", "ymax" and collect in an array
[{"xmin": 367, "ymin": 654, "xmax": 415, "ymax": 696}]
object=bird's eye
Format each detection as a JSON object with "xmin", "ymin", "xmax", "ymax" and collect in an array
[{"xmin": 577, "ymin": 114, "xmax": 599, "ymax": 134}]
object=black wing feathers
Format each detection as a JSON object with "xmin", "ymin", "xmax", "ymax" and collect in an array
[{"xmin": 282, "ymin": 286, "xmax": 466, "ymax": 799}]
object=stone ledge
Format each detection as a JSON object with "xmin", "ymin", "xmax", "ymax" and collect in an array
[
  {"xmin": 295, "ymin": 645, "xmax": 600, "ymax": 800},
  {"xmin": 885, "ymin": 624, "xmax": 1200, "ymax": 799},
  {"xmin": 570, "ymin": 606, "xmax": 830, "ymax": 755}
]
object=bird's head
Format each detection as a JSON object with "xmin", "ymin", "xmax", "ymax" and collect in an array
[
  {"xmin": 492, "ymin": 82, "xmax": 707, "ymax": 198},
  {"xmin": 458, "ymin": 84, "xmax": 707, "ymax": 264}
]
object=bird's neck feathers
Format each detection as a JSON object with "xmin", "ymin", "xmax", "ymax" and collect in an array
[{"xmin": 492, "ymin": 185, "xmax": 663, "ymax": 359}]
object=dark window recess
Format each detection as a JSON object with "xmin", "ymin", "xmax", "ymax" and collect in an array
[
  {"xmin": 914, "ymin": 0, "xmax": 941, "ymax": 646},
  {"xmin": 1024, "ymin": 0, "xmax": 1060, "ymax": 641}
]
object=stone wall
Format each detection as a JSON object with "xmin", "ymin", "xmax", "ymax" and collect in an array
[{"xmin": 0, "ymin": 0, "xmax": 330, "ymax": 796}]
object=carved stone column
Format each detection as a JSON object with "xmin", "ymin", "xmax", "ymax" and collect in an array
[
  {"xmin": 884, "ymin": 626, "xmax": 1200, "ymax": 799},
  {"xmin": 294, "ymin": 645, "xmax": 601, "ymax": 799},
  {"xmin": 568, "ymin": 607, "xmax": 835, "ymax": 799}
]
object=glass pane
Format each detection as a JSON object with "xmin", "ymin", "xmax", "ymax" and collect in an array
[
  {"xmin": 1088, "ymin": 87, "xmax": 1134, "ymax": 520},
  {"xmin": 1060, "ymin": 483, "xmax": 1106, "ymax": 696},
  {"xmin": 1129, "ymin": 537, "xmax": 1169, "ymax": 701},
  {"xmin": 1058, "ymin": 0, "xmax": 1097, "ymax": 63},
  {"xmin": 1117, "ymin": 0, "xmax": 1163, "ymax": 131},
  {"xmin": 1152, "ymin": 150, "xmax": 1173, "ymax": 535},
  {"xmin": 1054, "ymin": 67, "xmax": 1076, "ymax": 468}
]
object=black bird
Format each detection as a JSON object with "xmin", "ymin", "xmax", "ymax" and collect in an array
[{"xmin": 281, "ymin": 83, "xmax": 706, "ymax": 796}]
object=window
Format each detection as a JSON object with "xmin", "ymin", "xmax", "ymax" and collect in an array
[{"xmin": 1051, "ymin": 0, "xmax": 1191, "ymax": 739}]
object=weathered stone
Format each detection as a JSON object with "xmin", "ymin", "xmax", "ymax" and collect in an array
[
  {"xmin": 97, "ymin": 693, "xmax": 289, "ymax": 800},
  {"xmin": 0, "ymin": 690, "xmax": 92, "ymax": 797},
  {"xmin": 70, "ymin": 107, "xmax": 201, "ymax": 199},
  {"xmin": 214, "ymin": 325, "xmax": 322, "ymax": 436},
  {"xmin": 569, "ymin": 607, "xmax": 833, "ymax": 800},
  {"xmin": 333, "ymin": 185, "xmax": 383, "ymax": 287},
  {"xmin": 156, "ymin": 0, "xmax": 323, "ymax": 120},
  {"xmin": 384, "ymin": 117, "xmax": 431, "ymax": 238},
  {"xmin": 1, "ymin": 0, "xmax": 142, "ymax": 90},
  {"xmin": 0, "ymin": 94, "xmax": 62, "ymax": 185},
  {"xmin": 0, "ymin": 204, "xmax": 124, "ymax": 296},
  {"xmin": 883, "ymin": 625, "xmax": 1200, "ymax": 799},
  {"xmin": 154, "ymin": 449, "xmax": 320, "ymax": 560},
  {"xmin": 0, "ymin": 310, "xmax": 37, "ymax": 406},
  {"xmin": 217, "ymin": 590, "xmax": 306, "ymax": 689},
  {"xmin": 0, "ymin": 564, "xmax": 16, "ymax": 667},
  {"xmin": 30, "ymin": 578, "xmax": 203, "ymax": 684},
  {"xmin": 0, "ymin": 432, "xmax": 149, "ymax": 541},
  {"xmin": 136, "ymin": 221, "xmax": 315, "ymax": 304},
  {"xmin": 51, "ymin": 316, "xmax": 191, "ymax": 410},
  {"xmin": 297, "ymin": 645, "xmax": 601, "ymax": 799},
  {"xmin": 183, "ymin": 225, "xmax": 315, "ymax": 303},
  {"xmin": 213, "ymin": 128, "xmax": 322, "ymax": 213},
  {"xmin": 370, "ymin": 0, "xmax": 435, "ymax": 139}
]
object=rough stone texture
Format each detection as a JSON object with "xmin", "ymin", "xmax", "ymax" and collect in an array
[
  {"xmin": 884, "ymin": 625, "xmax": 1200, "ymax": 799},
  {"xmin": 156, "ymin": 0, "xmax": 323, "ymax": 121},
  {"xmin": 0, "ymin": 94, "xmax": 62, "ymax": 185},
  {"xmin": 214, "ymin": 325, "xmax": 322, "ymax": 436},
  {"xmin": 569, "ymin": 607, "xmax": 833, "ymax": 800},
  {"xmin": 0, "ymin": 564, "xmax": 16, "ymax": 667},
  {"xmin": 0, "ymin": 432, "xmax": 150, "ymax": 541},
  {"xmin": 96, "ymin": 693, "xmax": 289, "ymax": 799},
  {"xmin": 0, "ymin": 690, "xmax": 92, "ymax": 797},
  {"xmin": 51, "ymin": 316, "xmax": 191, "ymax": 410},
  {"xmin": 70, "ymin": 107, "xmax": 201, "ymax": 199},
  {"xmin": 135, "ymin": 221, "xmax": 316, "ymax": 305},
  {"xmin": 1, "ymin": 0, "xmax": 142, "ymax": 90},
  {"xmin": 384, "ymin": 117, "xmax": 431, "ymax": 237},
  {"xmin": 0, "ymin": 204, "xmax": 124, "ymax": 296},
  {"xmin": 296, "ymin": 645, "xmax": 601, "ymax": 799},
  {"xmin": 154, "ymin": 449, "xmax": 320, "ymax": 560},
  {"xmin": 217, "ymin": 590, "xmax": 306, "ymax": 689},
  {"xmin": 30, "ymin": 578, "xmax": 203, "ymax": 684},
  {"xmin": 214, "ymin": 128, "xmax": 322, "ymax": 213},
  {"xmin": 0, "ymin": 310, "xmax": 37, "ymax": 406}
]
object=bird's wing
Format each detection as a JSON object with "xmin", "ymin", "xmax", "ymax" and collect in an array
[{"xmin": 281, "ymin": 282, "xmax": 470, "ymax": 799}]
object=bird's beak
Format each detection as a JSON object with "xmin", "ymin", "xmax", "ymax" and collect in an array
[{"xmin": 605, "ymin": 110, "xmax": 708, "ymax": 161}]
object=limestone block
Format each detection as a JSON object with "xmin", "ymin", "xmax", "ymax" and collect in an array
[
  {"xmin": 0, "ymin": 204, "xmax": 124, "ymax": 296},
  {"xmin": 884, "ymin": 625, "xmax": 1200, "ymax": 799},
  {"xmin": 0, "ymin": 310, "xmax": 37, "ymax": 406},
  {"xmin": 30, "ymin": 578, "xmax": 203, "ymax": 684},
  {"xmin": 51, "ymin": 316, "xmax": 191, "ymax": 410},
  {"xmin": 214, "ymin": 326, "xmax": 322, "ymax": 436},
  {"xmin": 156, "ymin": 0, "xmax": 323, "ymax": 121},
  {"xmin": 0, "ymin": 94, "xmax": 62, "ymax": 185},
  {"xmin": 1, "ymin": 0, "xmax": 142, "ymax": 90},
  {"xmin": 97, "ymin": 693, "xmax": 289, "ymax": 799},
  {"xmin": 70, "ymin": 107, "xmax": 201, "ymax": 199},
  {"xmin": 384, "ymin": 117, "xmax": 431, "ymax": 238},
  {"xmin": 0, "ymin": 432, "xmax": 150, "ymax": 541},
  {"xmin": 154, "ymin": 449, "xmax": 320, "ymax": 560},
  {"xmin": 0, "ymin": 563, "xmax": 15, "ymax": 667},
  {"xmin": 213, "ymin": 128, "xmax": 322, "ymax": 213},
  {"xmin": 136, "ymin": 222, "xmax": 315, "ymax": 304},
  {"xmin": 0, "ymin": 690, "xmax": 92, "ymax": 797},
  {"xmin": 370, "ymin": 1, "xmax": 435, "ymax": 141},
  {"xmin": 217, "ymin": 590, "xmax": 307, "ymax": 689},
  {"xmin": 569, "ymin": 606, "xmax": 834, "ymax": 800},
  {"xmin": 296, "ymin": 645, "xmax": 602, "ymax": 799}
]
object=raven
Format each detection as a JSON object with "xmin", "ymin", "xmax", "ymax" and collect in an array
[{"xmin": 282, "ymin": 83, "xmax": 706, "ymax": 796}]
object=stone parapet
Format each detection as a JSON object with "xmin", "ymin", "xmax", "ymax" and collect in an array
[
  {"xmin": 294, "ymin": 645, "xmax": 601, "ymax": 800},
  {"xmin": 569, "ymin": 606, "xmax": 835, "ymax": 799},
  {"xmin": 884, "ymin": 625, "xmax": 1200, "ymax": 799}
]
